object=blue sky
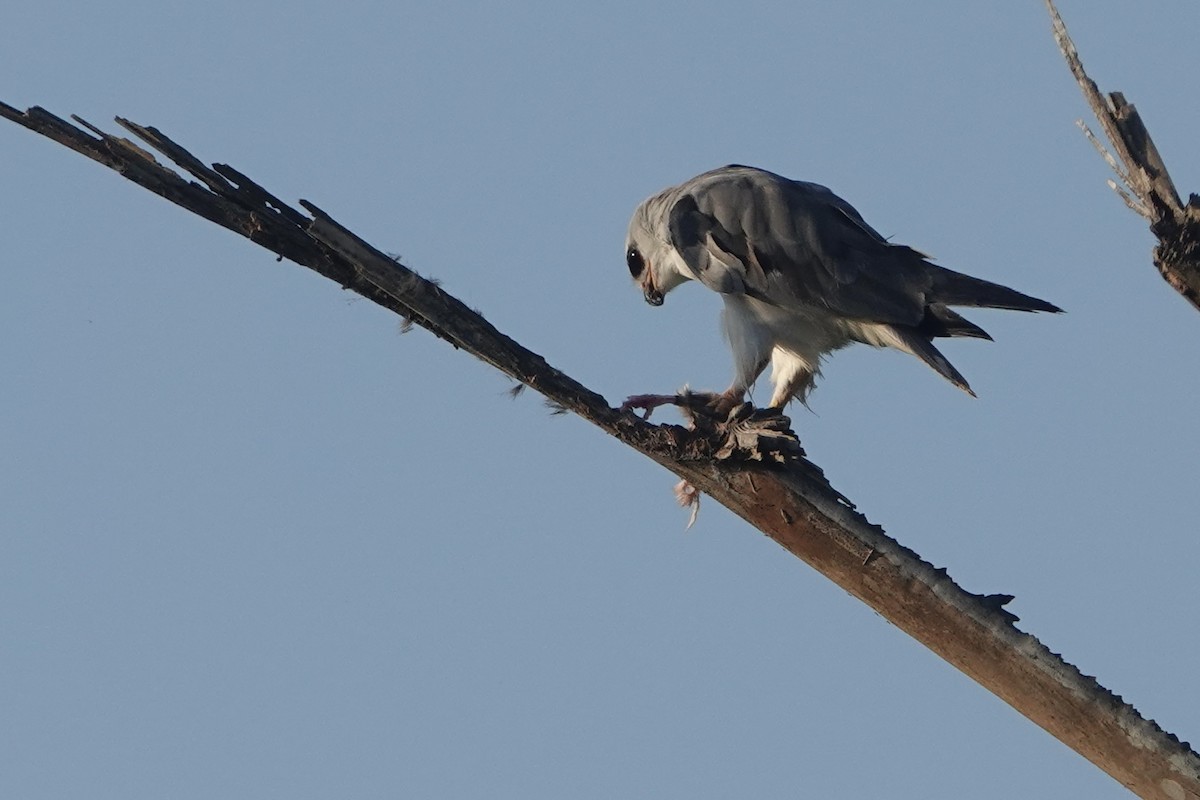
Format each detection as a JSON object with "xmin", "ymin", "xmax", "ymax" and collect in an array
[{"xmin": 2, "ymin": 2, "xmax": 1197, "ymax": 797}]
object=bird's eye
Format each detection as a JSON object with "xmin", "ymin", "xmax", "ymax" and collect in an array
[{"xmin": 626, "ymin": 247, "xmax": 645, "ymax": 278}]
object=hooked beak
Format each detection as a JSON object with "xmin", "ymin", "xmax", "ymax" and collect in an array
[{"xmin": 641, "ymin": 265, "xmax": 664, "ymax": 306}]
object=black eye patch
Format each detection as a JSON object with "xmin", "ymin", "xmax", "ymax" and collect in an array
[{"xmin": 626, "ymin": 247, "xmax": 645, "ymax": 278}]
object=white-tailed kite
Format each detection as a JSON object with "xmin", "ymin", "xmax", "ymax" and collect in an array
[{"xmin": 622, "ymin": 165, "xmax": 1061, "ymax": 417}]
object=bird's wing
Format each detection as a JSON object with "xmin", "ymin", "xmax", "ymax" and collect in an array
[{"xmin": 666, "ymin": 168, "xmax": 931, "ymax": 326}]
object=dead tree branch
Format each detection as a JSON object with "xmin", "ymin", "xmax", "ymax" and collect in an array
[
  {"xmin": 3, "ymin": 102, "xmax": 1198, "ymax": 799},
  {"xmin": 1047, "ymin": 0, "xmax": 1200, "ymax": 311}
]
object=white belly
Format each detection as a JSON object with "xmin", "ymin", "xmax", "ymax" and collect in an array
[
  {"xmin": 722, "ymin": 296, "xmax": 843, "ymax": 399},
  {"xmin": 721, "ymin": 295, "xmax": 906, "ymax": 405}
]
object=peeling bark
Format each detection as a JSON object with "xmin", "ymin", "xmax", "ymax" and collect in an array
[{"xmin": 2, "ymin": 101, "xmax": 1197, "ymax": 799}]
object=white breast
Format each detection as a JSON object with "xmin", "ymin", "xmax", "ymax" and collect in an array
[{"xmin": 721, "ymin": 295, "xmax": 856, "ymax": 404}]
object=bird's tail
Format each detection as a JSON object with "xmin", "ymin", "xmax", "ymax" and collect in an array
[
  {"xmin": 927, "ymin": 265, "xmax": 1063, "ymax": 313},
  {"xmin": 890, "ymin": 327, "xmax": 976, "ymax": 397},
  {"xmin": 920, "ymin": 304, "xmax": 993, "ymax": 341}
]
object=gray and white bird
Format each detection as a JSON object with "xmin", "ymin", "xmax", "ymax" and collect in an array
[{"xmin": 621, "ymin": 165, "xmax": 1061, "ymax": 417}]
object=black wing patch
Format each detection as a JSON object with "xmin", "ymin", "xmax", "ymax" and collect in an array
[{"xmin": 666, "ymin": 193, "xmax": 749, "ymax": 296}]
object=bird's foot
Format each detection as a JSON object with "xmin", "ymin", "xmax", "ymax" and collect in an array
[{"xmin": 619, "ymin": 393, "xmax": 680, "ymax": 420}]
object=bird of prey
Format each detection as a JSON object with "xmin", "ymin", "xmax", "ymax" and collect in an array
[{"xmin": 621, "ymin": 165, "xmax": 1061, "ymax": 417}]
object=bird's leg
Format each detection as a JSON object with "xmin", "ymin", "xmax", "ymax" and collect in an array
[
  {"xmin": 622, "ymin": 338, "xmax": 770, "ymax": 422},
  {"xmin": 667, "ymin": 346, "xmax": 769, "ymax": 423},
  {"xmin": 752, "ymin": 345, "xmax": 825, "ymax": 411},
  {"xmin": 766, "ymin": 366, "xmax": 815, "ymax": 410}
]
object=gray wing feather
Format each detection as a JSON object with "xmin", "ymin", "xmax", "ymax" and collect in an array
[{"xmin": 666, "ymin": 166, "xmax": 931, "ymax": 326}]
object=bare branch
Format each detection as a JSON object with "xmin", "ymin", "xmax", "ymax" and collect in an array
[
  {"xmin": 3, "ymin": 102, "xmax": 1198, "ymax": 799},
  {"xmin": 1047, "ymin": 0, "xmax": 1200, "ymax": 311}
]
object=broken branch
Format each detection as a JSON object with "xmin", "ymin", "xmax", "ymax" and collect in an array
[{"xmin": 1047, "ymin": 0, "xmax": 1200, "ymax": 311}]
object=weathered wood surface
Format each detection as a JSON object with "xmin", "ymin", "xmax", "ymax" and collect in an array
[
  {"xmin": 3, "ymin": 100, "xmax": 1197, "ymax": 799},
  {"xmin": 1047, "ymin": 0, "xmax": 1200, "ymax": 312}
]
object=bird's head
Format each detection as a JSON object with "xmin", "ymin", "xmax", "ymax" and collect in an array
[{"xmin": 625, "ymin": 192, "xmax": 692, "ymax": 307}]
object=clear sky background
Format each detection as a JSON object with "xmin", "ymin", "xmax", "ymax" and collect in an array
[{"xmin": 3, "ymin": 2, "xmax": 1197, "ymax": 798}]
